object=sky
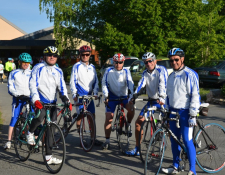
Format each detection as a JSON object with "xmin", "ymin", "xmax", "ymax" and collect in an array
[{"xmin": 0, "ymin": 0, "xmax": 53, "ymax": 34}]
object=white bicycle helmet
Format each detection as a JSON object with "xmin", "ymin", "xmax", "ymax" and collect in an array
[
  {"xmin": 113, "ymin": 53, "xmax": 125, "ymax": 62},
  {"xmin": 142, "ymin": 52, "xmax": 156, "ymax": 60}
]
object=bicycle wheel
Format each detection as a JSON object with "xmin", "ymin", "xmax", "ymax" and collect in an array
[
  {"xmin": 42, "ymin": 122, "xmax": 66, "ymax": 174},
  {"xmin": 14, "ymin": 117, "xmax": 30, "ymax": 161},
  {"xmin": 116, "ymin": 112, "xmax": 129, "ymax": 154},
  {"xmin": 140, "ymin": 120, "xmax": 154, "ymax": 163},
  {"xmin": 195, "ymin": 123, "xmax": 225, "ymax": 173},
  {"xmin": 80, "ymin": 112, "xmax": 96, "ymax": 152},
  {"xmin": 144, "ymin": 128, "xmax": 166, "ymax": 175}
]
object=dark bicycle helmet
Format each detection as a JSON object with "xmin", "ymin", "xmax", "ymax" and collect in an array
[
  {"xmin": 79, "ymin": 45, "xmax": 92, "ymax": 53},
  {"xmin": 167, "ymin": 48, "xmax": 185, "ymax": 58},
  {"xmin": 43, "ymin": 46, "xmax": 60, "ymax": 56},
  {"xmin": 18, "ymin": 53, "xmax": 32, "ymax": 63}
]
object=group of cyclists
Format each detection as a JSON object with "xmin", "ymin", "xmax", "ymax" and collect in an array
[{"xmin": 3, "ymin": 45, "xmax": 200, "ymax": 175}]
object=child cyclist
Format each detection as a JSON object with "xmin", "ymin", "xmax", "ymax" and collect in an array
[{"xmin": 4, "ymin": 53, "xmax": 32, "ymax": 150}]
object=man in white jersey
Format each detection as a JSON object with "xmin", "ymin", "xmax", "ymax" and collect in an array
[
  {"xmin": 27, "ymin": 46, "xmax": 72, "ymax": 164},
  {"xmin": 162, "ymin": 48, "xmax": 200, "ymax": 175},
  {"xmin": 125, "ymin": 52, "xmax": 168, "ymax": 156},
  {"xmin": 101, "ymin": 53, "xmax": 135, "ymax": 150},
  {"xmin": 70, "ymin": 45, "xmax": 100, "ymax": 145}
]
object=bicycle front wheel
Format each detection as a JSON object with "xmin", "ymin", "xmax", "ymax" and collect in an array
[
  {"xmin": 116, "ymin": 113, "xmax": 129, "ymax": 154},
  {"xmin": 80, "ymin": 112, "xmax": 96, "ymax": 152},
  {"xmin": 140, "ymin": 120, "xmax": 154, "ymax": 163},
  {"xmin": 14, "ymin": 117, "xmax": 30, "ymax": 161},
  {"xmin": 42, "ymin": 122, "xmax": 66, "ymax": 174},
  {"xmin": 195, "ymin": 123, "xmax": 225, "ymax": 173},
  {"xmin": 144, "ymin": 128, "xmax": 166, "ymax": 175}
]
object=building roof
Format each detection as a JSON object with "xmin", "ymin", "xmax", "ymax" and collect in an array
[
  {"xmin": 13, "ymin": 26, "xmax": 54, "ymax": 40},
  {"xmin": 0, "ymin": 14, "xmax": 27, "ymax": 35}
]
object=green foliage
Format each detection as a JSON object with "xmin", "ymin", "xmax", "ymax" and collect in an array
[
  {"xmin": 39, "ymin": 0, "xmax": 225, "ymax": 67},
  {"xmin": 199, "ymin": 88, "xmax": 210, "ymax": 101}
]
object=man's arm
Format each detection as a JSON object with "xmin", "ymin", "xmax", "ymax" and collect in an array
[
  {"xmin": 70, "ymin": 64, "xmax": 78, "ymax": 99},
  {"xmin": 158, "ymin": 67, "xmax": 168, "ymax": 104},
  {"xmin": 8, "ymin": 71, "xmax": 19, "ymax": 97}
]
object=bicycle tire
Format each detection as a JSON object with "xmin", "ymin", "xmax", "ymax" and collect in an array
[
  {"xmin": 14, "ymin": 117, "xmax": 31, "ymax": 161},
  {"xmin": 195, "ymin": 123, "xmax": 225, "ymax": 173},
  {"xmin": 80, "ymin": 112, "xmax": 96, "ymax": 152},
  {"xmin": 42, "ymin": 122, "xmax": 66, "ymax": 174},
  {"xmin": 144, "ymin": 128, "xmax": 166, "ymax": 175},
  {"xmin": 116, "ymin": 112, "xmax": 129, "ymax": 154},
  {"xmin": 140, "ymin": 120, "xmax": 154, "ymax": 163}
]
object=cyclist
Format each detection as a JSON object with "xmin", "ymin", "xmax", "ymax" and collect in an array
[
  {"xmin": 0, "ymin": 60, "xmax": 4, "ymax": 84},
  {"xmin": 70, "ymin": 45, "xmax": 100, "ymax": 144},
  {"xmin": 101, "ymin": 53, "xmax": 134, "ymax": 150},
  {"xmin": 27, "ymin": 46, "xmax": 72, "ymax": 164},
  {"xmin": 12, "ymin": 58, "xmax": 16, "ymax": 70},
  {"xmin": 4, "ymin": 53, "xmax": 32, "ymax": 150},
  {"xmin": 5, "ymin": 58, "xmax": 13, "ymax": 80},
  {"xmin": 125, "ymin": 52, "xmax": 168, "ymax": 156},
  {"xmin": 162, "ymin": 48, "xmax": 200, "ymax": 175}
]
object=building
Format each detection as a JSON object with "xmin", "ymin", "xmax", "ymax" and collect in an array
[{"xmin": 0, "ymin": 15, "xmax": 100, "ymax": 67}]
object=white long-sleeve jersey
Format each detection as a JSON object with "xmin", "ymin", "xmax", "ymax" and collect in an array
[
  {"xmin": 135, "ymin": 65, "xmax": 168, "ymax": 102},
  {"xmin": 102, "ymin": 66, "xmax": 134, "ymax": 99},
  {"xmin": 29, "ymin": 62, "xmax": 69, "ymax": 104},
  {"xmin": 166, "ymin": 66, "xmax": 200, "ymax": 116},
  {"xmin": 8, "ymin": 68, "xmax": 31, "ymax": 97},
  {"xmin": 70, "ymin": 61, "xmax": 99, "ymax": 99},
  {"xmin": 0, "ymin": 64, "xmax": 4, "ymax": 73}
]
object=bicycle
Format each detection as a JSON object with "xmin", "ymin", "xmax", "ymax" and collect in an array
[
  {"xmin": 144, "ymin": 104, "xmax": 225, "ymax": 174},
  {"xmin": 110, "ymin": 97, "xmax": 132, "ymax": 154},
  {"xmin": 14, "ymin": 101, "xmax": 66, "ymax": 174},
  {"xmin": 57, "ymin": 95, "xmax": 102, "ymax": 152},
  {"xmin": 134, "ymin": 98, "xmax": 163, "ymax": 163}
]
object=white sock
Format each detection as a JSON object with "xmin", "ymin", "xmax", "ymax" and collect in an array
[
  {"xmin": 45, "ymin": 155, "xmax": 52, "ymax": 161},
  {"xmin": 105, "ymin": 139, "xmax": 110, "ymax": 143}
]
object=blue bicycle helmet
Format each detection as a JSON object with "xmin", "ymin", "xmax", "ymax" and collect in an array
[
  {"xmin": 167, "ymin": 48, "xmax": 185, "ymax": 58},
  {"xmin": 18, "ymin": 53, "xmax": 32, "ymax": 63}
]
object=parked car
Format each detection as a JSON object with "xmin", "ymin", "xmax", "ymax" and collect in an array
[
  {"xmin": 130, "ymin": 57, "xmax": 173, "ymax": 88},
  {"xmin": 193, "ymin": 60, "xmax": 225, "ymax": 87},
  {"xmin": 99, "ymin": 56, "xmax": 138, "ymax": 79}
]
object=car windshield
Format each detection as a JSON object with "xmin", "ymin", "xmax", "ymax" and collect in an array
[
  {"xmin": 202, "ymin": 61, "xmax": 225, "ymax": 68},
  {"xmin": 157, "ymin": 60, "xmax": 172, "ymax": 69},
  {"xmin": 124, "ymin": 59, "xmax": 137, "ymax": 67}
]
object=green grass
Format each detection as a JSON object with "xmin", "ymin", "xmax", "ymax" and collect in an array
[{"xmin": 199, "ymin": 88, "xmax": 210, "ymax": 102}]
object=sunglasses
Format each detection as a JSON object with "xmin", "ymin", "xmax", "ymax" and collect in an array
[
  {"xmin": 81, "ymin": 54, "xmax": 90, "ymax": 57},
  {"xmin": 169, "ymin": 58, "xmax": 180, "ymax": 63},
  {"xmin": 47, "ymin": 54, "xmax": 58, "ymax": 57},
  {"xmin": 144, "ymin": 60, "xmax": 154, "ymax": 64},
  {"xmin": 21, "ymin": 61, "xmax": 30, "ymax": 64},
  {"xmin": 114, "ymin": 61, "xmax": 123, "ymax": 64}
]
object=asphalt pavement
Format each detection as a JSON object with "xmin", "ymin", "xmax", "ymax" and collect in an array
[{"xmin": 0, "ymin": 79, "xmax": 225, "ymax": 175}]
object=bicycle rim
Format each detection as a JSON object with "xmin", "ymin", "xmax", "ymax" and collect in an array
[
  {"xmin": 144, "ymin": 128, "xmax": 166, "ymax": 175},
  {"xmin": 195, "ymin": 123, "xmax": 225, "ymax": 173},
  {"xmin": 14, "ymin": 117, "xmax": 30, "ymax": 161},
  {"xmin": 42, "ymin": 123, "xmax": 66, "ymax": 174},
  {"xmin": 140, "ymin": 120, "xmax": 154, "ymax": 163},
  {"xmin": 117, "ymin": 114, "xmax": 129, "ymax": 154},
  {"xmin": 80, "ymin": 112, "xmax": 96, "ymax": 152}
]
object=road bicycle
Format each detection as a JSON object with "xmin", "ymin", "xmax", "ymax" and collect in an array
[
  {"xmin": 57, "ymin": 95, "xmax": 102, "ymax": 152},
  {"xmin": 144, "ymin": 104, "xmax": 225, "ymax": 174},
  {"xmin": 110, "ymin": 98, "xmax": 132, "ymax": 154},
  {"xmin": 14, "ymin": 99, "xmax": 66, "ymax": 174},
  {"xmin": 134, "ymin": 98, "xmax": 163, "ymax": 163}
]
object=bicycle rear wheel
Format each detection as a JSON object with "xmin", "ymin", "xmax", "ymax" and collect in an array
[
  {"xmin": 144, "ymin": 128, "xmax": 166, "ymax": 175},
  {"xmin": 140, "ymin": 120, "xmax": 154, "ymax": 163},
  {"xmin": 116, "ymin": 112, "xmax": 129, "ymax": 154},
  {"xmin": 80, "ymin": 112, "xmax": 96, "ymax": 152},
  {"xmin": 42, "ymin": 122, "xmax": 66, "ymax": 174},
  {"xmin": 195, "ymin": 123, "xmax": 225, "ymax": 173},
  {"xmin": 14, "ymin": 117, "xmax": 30, "ymax": 161}
]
